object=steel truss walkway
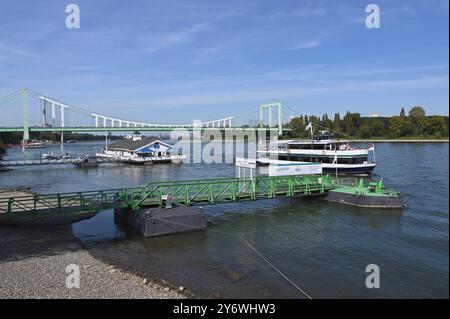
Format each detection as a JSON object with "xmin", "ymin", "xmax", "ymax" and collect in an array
[{"xmin": 0, "ymin": 175, "xmax": 335, "ymax": 215}]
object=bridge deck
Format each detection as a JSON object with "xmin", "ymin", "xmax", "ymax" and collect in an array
[
  {"xmin": 0, "ymin": 175, "xmax": 335, "ymax": 215},
  {"xmin": 0, "ymin": 126, "xmax": 285, "ymax": 133}
]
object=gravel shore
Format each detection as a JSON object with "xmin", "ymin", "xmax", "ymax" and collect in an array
[{"xmin": 0, "ymin": 222, "xmax": 185, "ymax": 299}]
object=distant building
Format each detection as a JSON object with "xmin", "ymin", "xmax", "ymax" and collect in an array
[
  {"xmin": 97, "ymin": 133, "xmax": 184, "ymax": 164},
  {"xmin": 108, "ymin": 136, "xmax": 172, "ymax": 159}
]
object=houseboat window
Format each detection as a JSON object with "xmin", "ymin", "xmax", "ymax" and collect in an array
[
  {"xmin": 277, "ymin": 154, "xmax": 367, "ymax": 164},
  {"xmin": 314, "ymin": 135, "xmax": 331, "ymax": 141}
]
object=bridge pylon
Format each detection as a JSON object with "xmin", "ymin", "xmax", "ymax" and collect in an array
[
  {"xmin": 259, "ymin": 102, "xmax": 283, "ymax": 136},
  {"xmin": 22, "ymin": 89, "xmax": 29, "ymax": 144}
]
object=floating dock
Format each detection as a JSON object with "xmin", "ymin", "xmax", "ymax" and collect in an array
[
  {"xmin": 115, "ymin": 206, "xmax": 207, "ymax": 237},
  {"xmin": 0, "ymin": 175, "xmax": 402, "ymax": 236},
  {"xmin": 326, "ymin": 179, "xmax": 403, "ymax": 208}
]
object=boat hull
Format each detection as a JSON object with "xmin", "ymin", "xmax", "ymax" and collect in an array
[
  {"xmin": 326, "ymin": 189, "xmax": 403, "ymax": 208},
  {"xmin": 257, "ymin": 158, "xmax": 376, "ymax": 175},
  {"xmin": 73, "ymin": 161, "xmax": 99, "ymax": 168},
  {"xmin": 322, "ymin": 163, "xmax": 376, "ymax": 175}
]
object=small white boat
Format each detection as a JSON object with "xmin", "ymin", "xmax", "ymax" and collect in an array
[
  {"xmin": 23, "ymin": 140, "xmax": 46, "ymax": 149},
  {"xmin": 42, "ymin": 152, "xmax": 71, "ymax": 160}
]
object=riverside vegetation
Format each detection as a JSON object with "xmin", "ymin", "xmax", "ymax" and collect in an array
[{"xmin": 282, "ymin": 106, "xmax": 449, "ymax": 140}]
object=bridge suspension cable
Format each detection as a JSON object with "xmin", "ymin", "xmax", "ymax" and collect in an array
[{"xmin": 1, "ymin": 88, "xmax": 236, "ymax": 129}]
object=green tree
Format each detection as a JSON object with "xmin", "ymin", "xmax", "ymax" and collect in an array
[
  {"xmin": 0, "ymin": 141, "xmax": 5, "ymax": 160},
  {"xmin": 370, "ymin": 119, "xmax": 385, "ymax": 137},
  {"xmin": 441, "ymin": 124, "xmax": 449, "ymax": 137},
  {"xmin": 408, "ymin": 106, "xmax": 427, "ymax": 135},
  {"xmin": 401, "ymin": 119, "xmax": 415, "ymax": 136},
  {"xmin": 344, "ymin": 112, "xmax": 355, "ymax": 136},
  {"xmin": 400, "ymin": 107, "xmax": 406, "ymax": 118},
  {"xmin": 333, "ymin": 113, "xmax": 341, "ymax": 132},
  {"xmin": 389, "ymin": 116, "xmax": 404, "ymax": 137},
  {"xmin": 426, "ymin": 116, "xmax": 445, "ymax": 137},
  {"xmin": 351, "ymin": 113, "xmax": 362, "ymax": 129},
  {"xmin": 288, "ymin": 116, "xmax": 304, "ymax": 137},
  {"xmin": 408, "ymin": 106, "xmax": 426, "ymax": 119},
  {"xmin": 358, "ymin": 124, "xmax": 371, "ymax": 138}
]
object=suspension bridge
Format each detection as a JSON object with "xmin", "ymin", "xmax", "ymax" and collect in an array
[{"xmin": 0, "ymin": 89, "xmax": 289, "ymax": 144}]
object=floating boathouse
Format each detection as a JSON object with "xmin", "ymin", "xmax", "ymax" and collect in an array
[{"xmin": 97, "ymin": 133, "xmax": 183, "ymax": 164}]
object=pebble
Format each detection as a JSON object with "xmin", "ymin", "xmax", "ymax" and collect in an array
[
  {"xmin": 143, "ymin": 278, "xmax": 148, "ymax": 285},
  {"xmin": 0, "ymin": 225, "xmax": 187, "ymax": 299},
  {"xmin": 178, "ymin": 286, "xmax": 185, "ymax": 291},
  {"xmin": 163, "ymin": 287, "xmax": 170, "ymax": 292}
]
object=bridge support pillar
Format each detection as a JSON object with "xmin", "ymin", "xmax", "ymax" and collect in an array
[
  {"xmin": 52, "ymin": 102, "xmax": 56, "ymax": 126},
  {"xmin": 22, "ymin": 90, "xmax": 29, "ymax": 147}
]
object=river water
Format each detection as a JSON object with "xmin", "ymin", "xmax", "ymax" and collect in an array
[{"xmin": 0, "ymin": 141, "xmax": 448, "ymax": 298}]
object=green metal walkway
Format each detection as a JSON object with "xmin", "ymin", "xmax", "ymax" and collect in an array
[{"xmin": 0, "ymin": 175, "xmax": 335, "ymax": 215}]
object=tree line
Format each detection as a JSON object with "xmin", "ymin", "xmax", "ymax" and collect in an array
[{"xmin": 283, "ymin": 106, "xmax": 449, "ymax": 139}]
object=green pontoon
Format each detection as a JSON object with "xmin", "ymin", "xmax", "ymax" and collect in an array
[{"xmin": 327, "ymin": 179, "xmax": 404, "ymax": 209}]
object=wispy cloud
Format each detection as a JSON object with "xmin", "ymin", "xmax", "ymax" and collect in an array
[
  {"xmin": 0, "ymin": 43, "xmax": 39, "ymax": 59},
  {"xmin": 295, "ymin": 40, "xmax": 322, "ymax": 49},
  {"xmin": 144, "ymin": 10, "xmax": 242, "ymax": 54},
  {"xmin": 145, "ymin": 21, "xmax": 212, "ymax": 53},
  {"xmin": 294, "ymin": 4, "xmax": 330, "ymax": 17},
  {"xmin": 96, "ymin": 75, "xmax": 449, "ymax": 111}
]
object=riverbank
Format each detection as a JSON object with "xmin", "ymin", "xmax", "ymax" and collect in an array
[
  {"xmin": 278, "ymin": 137, "xmax": 449, "ymax": 143},
  {"xmin": 0, "ymin": 189, "xmax": 185, "ymax": 299},
  {"xmin": 348, "ymin": 138, "xmax": 449, "ymax": 143}
]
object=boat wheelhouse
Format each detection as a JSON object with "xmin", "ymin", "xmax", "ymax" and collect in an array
[
  {"xmin": 257, "ymin": 130, "xmax": 376, "ymax": 175},
  {"xmin": 96, "ymin": 134, "xmax": 184, "ymax": 164}
]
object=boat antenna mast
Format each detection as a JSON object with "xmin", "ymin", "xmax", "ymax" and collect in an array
[{"xmin": 305, "ymin": 122, "xmax": 314, "ymax": 139}]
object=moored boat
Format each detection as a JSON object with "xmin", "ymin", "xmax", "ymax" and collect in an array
[
  {"xmin": 73, "ymin": 155, "xmax": 99, "ymax": 168},
  {"xmin": 23, "ymin": 140, "xmax": 46, "ymax": 149},
  {"xmin": 257, "ymin": 129, "xmax": 376, "ymax": 175},
  {"xmin": 42, "ymin": 152, "xmax": 71, "ymax": 160},
  {"xmin": 326, "ymin": 179, "xmax": 403, "ymax": 208}
]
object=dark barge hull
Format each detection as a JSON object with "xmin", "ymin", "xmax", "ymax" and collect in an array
[
  {"xmin": 322, "ymin": 165, "xmax": 376, "ymax": 175},
  {"xmin": 326, "ymin": 190, "xmax": 404, "ymax": 208}
]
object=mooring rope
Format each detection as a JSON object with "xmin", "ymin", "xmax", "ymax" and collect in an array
[
  {"xmin": 239, "ymin": 234, "xmax": 312, "ymax": 299},
  {"xmin": 150, "ymin": 216, "xmax": 313, "ymax": 299}
]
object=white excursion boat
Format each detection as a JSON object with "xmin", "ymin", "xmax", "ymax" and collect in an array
[
  {"xmin": 257, "ymin": 130, "xmax": 376, "ymax": 175},
  {"xmin": 96, "ymin": 133, "xmax": 185, "ymax": 165}
]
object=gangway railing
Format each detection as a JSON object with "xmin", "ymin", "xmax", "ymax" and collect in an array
[{"xmin": 0, "ymin": 175, "xmax": 336, "ymax": 215}]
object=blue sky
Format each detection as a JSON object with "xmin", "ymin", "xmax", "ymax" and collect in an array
[{"xmin": 0, "ymin": 0, "xmax": 448, "ymax": 125}]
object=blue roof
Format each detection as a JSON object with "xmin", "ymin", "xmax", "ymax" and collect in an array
[{"xmin": 136, "ymin": 146, "xmax": 156, "ymax": 153}]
